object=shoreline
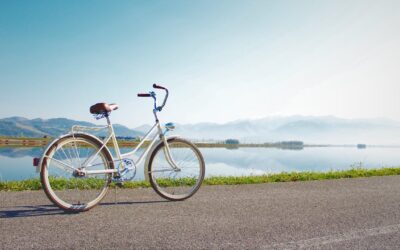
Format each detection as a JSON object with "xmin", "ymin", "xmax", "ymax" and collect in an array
[
  {"xmin": 1, "ymin": 136, "xmax": 398, "ymax": 148},
  {"xmin": 2, "ymin": 167, "xmax": 400, "ymax": 191}
]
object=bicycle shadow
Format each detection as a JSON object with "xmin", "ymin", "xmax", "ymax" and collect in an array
[
  {"xmin": 0, "ymin": 200, "xmax": 171, "ymax": 218},
  {"xmin": 100, "ymin": 200, "xmax": 171, "ymax": 206},
  {"xmin": 0, "ymin": 205, "xmax": 67, "ymax": 218}
]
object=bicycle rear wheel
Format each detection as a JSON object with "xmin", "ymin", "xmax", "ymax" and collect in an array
[
  {"xmin": 148, "ymin": 138, "xmax": 205, "ymax": 201},
  {"xmin": 40, "ymin": 134, "xmax": 114, "ymax": 212}
]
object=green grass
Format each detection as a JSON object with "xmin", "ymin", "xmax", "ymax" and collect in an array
[
  {"xmin": 203, "ymin": 167, "xmax": 400, "ymax": 185},
  {"xmin": 1, "ymin": 167, "xmax": 400, "ymax": 191},
  {"xmin": 0, "ymin": 178, "xmax": 151, "ymax": 191}
]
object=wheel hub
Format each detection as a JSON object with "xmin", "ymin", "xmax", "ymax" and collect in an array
[{"xmin": 72, "ymin": 168, "xmax": 86, "ymax": 178}]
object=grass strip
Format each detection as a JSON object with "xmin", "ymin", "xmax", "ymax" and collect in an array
[
  {"xmin": 203, "ymin": 167, "xmax": 400, "ymax": 185},
  {"xmin": 1, "ymin": 167, "xmax": 400, "ymax": 191}
]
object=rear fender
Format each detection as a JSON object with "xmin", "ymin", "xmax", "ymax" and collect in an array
[{"xmin": 38, "ymin": 132, "xmax": 114, "ymax": 172}]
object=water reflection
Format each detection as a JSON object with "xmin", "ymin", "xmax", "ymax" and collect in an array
[
  {"xmin": 202, "ymin": 146, "xmax": 400, "ymax": 176},
  {"xmin": 0, "ymin": 146, "xmax": 400, "ymax": 181},
  {"xmin": 0, "ymin": 147, "xmax": 43, "ymax": 158}
]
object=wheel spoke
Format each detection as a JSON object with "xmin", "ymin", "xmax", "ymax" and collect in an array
[
  {"xmin": 45, "ymin": 156, "xmax": 75, "ymax": 173},
  {"xmin": 59, "ymin": 145, "xmax": 74, "ymax": 167},
  {"xmin": 149, "ymin": 168, "xmax": 176, "ymax": 173}
]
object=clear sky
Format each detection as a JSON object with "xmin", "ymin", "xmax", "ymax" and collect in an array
[{"xmin": 1, "ymin": 0, "xmax": 399, "ymax": 127}]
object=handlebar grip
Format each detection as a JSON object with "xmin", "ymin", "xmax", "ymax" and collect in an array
[
  {"xmin": 153, "ymin": 83, "xmax": 166, "ymax": 90},
  {"xmin": 137, "ymin": 93, "xmax": 151, "ymax": 97}
]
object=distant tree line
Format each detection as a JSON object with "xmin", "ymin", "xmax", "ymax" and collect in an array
[
  {"xmin": 225, "ymin": 139, "xmax": 240, "ymax": 145},
  {"xmin": 98, "ymin": 136, "xmax": 140, "ymax": 141},
  {"xmin": 273, "ymin": 141, "xmax": 304, "ymax": 149}
]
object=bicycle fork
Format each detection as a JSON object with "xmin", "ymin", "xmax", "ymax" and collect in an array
[{"xmin": 160, "ymin": 136, "xmax": 181, "ymax": 171}]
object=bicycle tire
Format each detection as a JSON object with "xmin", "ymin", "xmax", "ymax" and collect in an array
[
  {"xmin": 40, "ymin": 133, "xmax": 114, "ymax": 212},
  {"xmin": 148, "ymin": 137, "xmax": 205, "ymax": 201}
]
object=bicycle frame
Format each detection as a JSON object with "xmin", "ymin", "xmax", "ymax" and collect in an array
[{"xmin": 73, "ymin": 115, "xmax": 179, "ymax": 177}]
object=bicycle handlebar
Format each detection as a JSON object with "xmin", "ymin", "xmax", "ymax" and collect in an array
[
  {"xmin": 137, "ymin": 83, "xmax": 169, "ymax": 112},
  {"xmin": 154, "ymin": 84, "xmax": 169, "ymax": 111},
  {"xmin": 153, "ymin": 83, "xmax": 166, "ymax": 90}
]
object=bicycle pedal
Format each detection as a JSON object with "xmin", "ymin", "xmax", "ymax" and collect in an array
[{"xmin": 115, "ymin": 182, "xmax": 124, "ymax": 188}]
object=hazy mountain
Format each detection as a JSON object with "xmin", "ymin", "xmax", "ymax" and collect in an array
[
  {"xmin": 136, "ymin": 116, "xmax": 400, "ymax": 145},
  {"xmin": 0, "ymin": 117, "xmax": 143, "ymax": 138},
  {"xmin": 134, "ymin": 124, "xmax": 153, "ymax": 134},
  {"xmin": 1, "ymin": 116, "xmax": 400, "ymax": 145}
]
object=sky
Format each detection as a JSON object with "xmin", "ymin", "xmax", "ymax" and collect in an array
[{"xmin": 0, "ymin": 0, "xmax": 399, "ymax": 128}]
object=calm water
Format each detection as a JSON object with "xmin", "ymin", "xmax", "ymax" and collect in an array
[{"xmin": 1, "ymin": 146, "xmax": 400, "ymax": 181}]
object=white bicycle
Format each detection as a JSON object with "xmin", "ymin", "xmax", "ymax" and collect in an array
[{"xmin": 37, "ymin": 84, "xmax": 205, "ymax": 212}]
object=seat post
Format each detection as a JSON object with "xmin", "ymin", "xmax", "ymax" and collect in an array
[{"xmin": 106, "ymin": 115, "xmax": 111, "ymax": 126}]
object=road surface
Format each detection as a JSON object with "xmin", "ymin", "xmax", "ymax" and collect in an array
[{"xmin": 2, "ymin": 176, "xmax": 400, "ymax": 249}]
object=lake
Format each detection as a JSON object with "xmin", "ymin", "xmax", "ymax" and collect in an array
[{"xmin": 1, "ymin": 146, "xmax": 400, "ymax": 181}]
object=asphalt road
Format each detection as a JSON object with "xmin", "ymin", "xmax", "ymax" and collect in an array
[{"xmin": 2, "ymin": 176, "xmax": 400, "ymax": 249}]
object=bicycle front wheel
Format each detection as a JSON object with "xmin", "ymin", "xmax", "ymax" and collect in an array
[
  {"xmin": 40, "ymin": 134, "xmax": 114, "ymax": 212},
  {"xmin": 148, "ymin": 138, "xmax": 205, "ymax": 201}
]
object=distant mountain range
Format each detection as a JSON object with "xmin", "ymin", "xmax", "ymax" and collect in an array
[
  {"xmin": 135, "ymin": 116, "xmax": 400, "ymax": 145},
  {"xmin": 0, "ymin": 117, "xmax": 143, "ymax": 138},
  {"xmin": 1, "ymin": 116, "xmax": 400, "ymax": 144}
]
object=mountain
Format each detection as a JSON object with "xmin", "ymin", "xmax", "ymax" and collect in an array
[
  {"xmin": 0, "ymin": 117, "xmax": 143, "ymax": 138},
  {"xmin": 135, "ymin": 116, "xmax": 400, "ymax": 145},
  {"xmin": 134, "ymin": 124, "xmax": 153, "ymax": 134},
  {"xmin": 2, "ymin": 116, "xmax": 400, "ymax": 144}
]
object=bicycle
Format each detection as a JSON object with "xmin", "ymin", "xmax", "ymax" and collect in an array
[{"xmin": 36, "ymin": 84, "xmax": 205, "ymax": 212}]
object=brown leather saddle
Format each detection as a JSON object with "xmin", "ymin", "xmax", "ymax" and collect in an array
[{"xmin": 89, "ymin": 103, "xmax": 119, "ymax": 115}]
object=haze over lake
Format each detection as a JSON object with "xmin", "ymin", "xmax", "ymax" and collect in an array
[{"xmin": 1, "ymin": 146, "xmax": 399, "ymax": 182}]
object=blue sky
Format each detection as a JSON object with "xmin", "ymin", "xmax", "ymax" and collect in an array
[{"xmin": 1, "ymin": 0, "xmax": 399, "ymax": 127}]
